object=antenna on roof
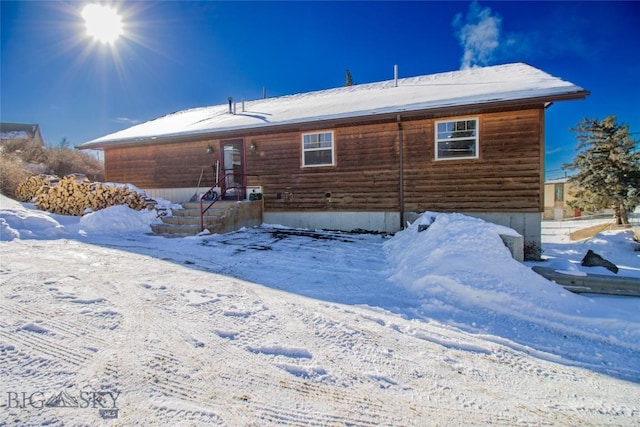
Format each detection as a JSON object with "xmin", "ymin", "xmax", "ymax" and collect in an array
[
  {"xmin": 228, "ymin": 97, "xmax": 234, "ymax": 114},
  {"xmin": 394, "ymin": 65, "xmax": 398, "ymax": 87},
  {"xmin": 263, "ymin": 87, "xmax": 266, "ymax": 99}
]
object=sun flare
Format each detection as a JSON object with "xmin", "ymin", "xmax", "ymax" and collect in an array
[{"xmin": 81, "ymin": 4, "xmax": 123, "ymax": 44}]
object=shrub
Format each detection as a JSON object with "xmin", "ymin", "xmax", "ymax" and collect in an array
[
  {"xmin": 0, "ymin": 138, "xmax": 47, "ymax": 163},
  {"xmin": 46, "ymin": 148, "xmax": 104, "ymax": 182},
  {"xmin": 0, "ymin": 140, "xmax": 104, "ymax": 197},
  {"xmin": 0, "ymin": 153, "xmax": 32, "ymax": 198},
  {"xmin": 524, "ymin": 241, "xmax": 543, "ymax": 261}
]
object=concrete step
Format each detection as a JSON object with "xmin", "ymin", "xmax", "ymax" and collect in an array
[
  {"xmin": 152, "ymin": 199, "xmax": 262, "ymax": 236},
  {"xmin": 171, "ymin": 207, "xmax": 230, "ymax": 217},
  {"xmin": 181, "ymin": 200, "xmax": 241, "ymax": 210},
  {"xmin": 161, "ymin": 215, "xmax": 224, "ymax": 226},
  {"xmin": 151, "ymin": 223, "xmax": 202, "ymax": 235},
  {"xmin": 151, "ymin": 213, "xmax": 226, "ymax": 233}
]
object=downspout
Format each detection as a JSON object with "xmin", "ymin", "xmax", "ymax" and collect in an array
[
  {"xmin": 541, "ymin": 105, "xmax": 550, "ymax": 214},
  {"xmin": 397, "ymin": 114, "xmax": 404, "ymax": 230}
]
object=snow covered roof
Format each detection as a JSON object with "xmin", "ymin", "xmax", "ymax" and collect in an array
[
  {"xmin": 0, "ymin": 122, "xmax": 44, "ymax": 143},
  {"xmin": 78, "ymin": 62, "xmax": 588, "ymax": 149},
  {"xmin": 545, "ymin": 178, "xmax": 569, "ymax": 184}
]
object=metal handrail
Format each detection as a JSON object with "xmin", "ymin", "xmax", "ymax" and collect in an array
[{"xmin": 199, "ymin": 173, "xmax": 253, "ymax": 232}]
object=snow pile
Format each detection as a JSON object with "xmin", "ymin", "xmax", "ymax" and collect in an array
[
  {"xmin": 385, "ymin": 212, "xmax": 574, "ymax": 319},
  {"xmin": 0, "ymin": 196, "xmax": 67, "ymax": 241},
  {"xmin": 542, "ymin": 226, "xmax": 640, "ymax": 278},
  {"xmin": 386, "ymin": 212, "xmax": 522, "ymax": 295},
  {"xmin": 0, "ymin": 194, "xmax": 161, "ymax": 240},
  {"xmin": 79, "ymin": 205, "xmax": 158, "ymax": 235},
  {"xmin": 385, "ymin": 212, "xmax": 640, "ymax": 374}
]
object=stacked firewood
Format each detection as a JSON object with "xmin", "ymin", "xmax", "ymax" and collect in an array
[
  {"xmin": 16, "ymin": 174, "xmax": 155, "ymax": 216},
  {"xmin": 14, "ymin": 174, "xmax": 59, "ymax": 202}
]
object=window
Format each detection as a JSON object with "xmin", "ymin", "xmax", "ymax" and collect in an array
[
  {"xmin": 554, "ymin": 184, "xmax": 564, "ymax": 202},
  {"xmin": 302, "ymin": 131, "xmax": 334, "ymax": 167},
  {"xmin": 435, "ymin": 118, "xmax": 478, "ymax": 160}
]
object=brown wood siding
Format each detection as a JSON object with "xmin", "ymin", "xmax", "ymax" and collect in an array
[
  {"xmin": 539, "ymin": 109, "xmax": 546, "ymax": 212},
  {"xmin": 104, "ymin": 139, "xmax": 221, "ymax": 188},
  {"xmin": 245, "ymin": 123, "xmax": 400, "ymax": 212},
  {"xmin": 403, "ymin": 108, "xmax": 543, "ymax": 213},
  {"xmin": 102, "ymin": 107, "xmax": 544, "ymax": 214}
]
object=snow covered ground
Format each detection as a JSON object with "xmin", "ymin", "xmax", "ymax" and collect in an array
[{"xmin": 1, "ymin": 194, "xmax": 639, "ymax": 426}]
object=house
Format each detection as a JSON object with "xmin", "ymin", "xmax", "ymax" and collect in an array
[
  {"xmin": 543, "ymin": 178, "xmax": 615, "ymax": 221},
  {"xmin": 0, "ymin": 122, "xmax": 45, "ymax": 147},
  {"xmin": 543, "ymin": 178, "xmax": 581, "ymax": 220},
  {"xmin": 77, "ymin": 63, "xmax": 588, "ymax": 247}
]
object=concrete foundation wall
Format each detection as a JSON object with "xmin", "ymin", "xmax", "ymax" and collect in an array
[
  {"xmin": 146, "ymin": 186, "xmax": 538, "ymax": 260},
  {"xmin": 145, "ymin": 187, "xmax": 200, "ymax": 203},
  {"xmin": 404, "ymin": 211, "xmax": 541, "ymax": 246},
  {"xmin": 266, "ymin": 210, "xmax": 530, "ymax": 261},
  {"xmin": 263, "ymin": 211, "xmax": 400, "ymax": 234},
  {"xmin": 144, "ymin": 187, "xmax": 542, "ymax": 248},
  {"xmin": 466, "ymin": 212, "xmax": 541, "ymax": 248},
  {"xmin": 404, "ymin": 211, "xmax": 539, "ymax": 261},
  {"xmin": 145, "ymin": 187, "xmax": 249, "ymax": 204},
  {"xmin": 265, "ymin": 210, "xmax": 539, "ymax": 242}
]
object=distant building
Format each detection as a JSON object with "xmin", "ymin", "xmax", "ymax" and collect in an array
[
  {"xmin": 0, "ymin": 122, "xmax": 45, "ymax": 147},
  {"xmin": 543, "ymin": 178, "xmax": 580, "ymax": 220},
  {"xmin": 543, "ymin": 178, "xmax": 616, "ymax": 220}
]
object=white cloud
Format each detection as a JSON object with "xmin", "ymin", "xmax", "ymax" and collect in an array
[
  {"xmin": 114, "ymin": 117, "xmax": 140, "ymax": 125},
  {"xmin": 453, "ymin": 1, "xmax": 502, "ymax": 69},
  {"xmin": 452, "ymin": 2, "xmax": 596, "ymax": 69}
]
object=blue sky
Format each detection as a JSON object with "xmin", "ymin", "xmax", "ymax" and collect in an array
[{"xmin": 2, "ymin": 1, "xmax": 638, "ymax": 179}]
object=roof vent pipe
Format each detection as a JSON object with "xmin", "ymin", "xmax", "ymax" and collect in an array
[
  {"xmin": 394, "ymin": 64, "xmax": 398, "ymax": 87},
  {"xmin": 228, "ymin": 97, "xmax": 233, "ymax": 114}
]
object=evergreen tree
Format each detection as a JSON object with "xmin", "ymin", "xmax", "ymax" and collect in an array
[
  {"xmin": 563, "ymin": 116, "xmax": 640, "ymax": 225},
  {"xmin": 58, "ymin": 137, "xmax": 71, "ymax": 149},
  {"xmin": 345, "ymin": 69, "xmax": 353, "ymax": 87}
]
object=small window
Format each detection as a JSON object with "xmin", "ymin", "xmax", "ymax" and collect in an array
[
  {"xmin": 435, "ymin": 118, "xmax": 478, "ymax": 160},
  {"xmin": 302, "ymin": 131, "xmax": 334, "ymax": 167},
  {"xmin": 554, "ymin": 184, "xmax": 564, "ymax": 202}
]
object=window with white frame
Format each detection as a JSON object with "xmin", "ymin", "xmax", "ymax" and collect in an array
[
  {"xmin": 435, "ymin": 118, "xmax": 478, "ymax": 160},
  {"xmin": 302, "ymin": 131, "xmax": 334, "ymax": 167}
]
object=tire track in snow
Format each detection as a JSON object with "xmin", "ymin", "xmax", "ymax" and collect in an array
[
  {"xmin": 145, "ymin": 347, "xmax": 216, "ymax": 401},
  {"xmin": 107, "ymin": 280, "xmax": 245, "ymax": 421},
  {"xmin": 0, "ymin": 327, "xmax": 90, "ymax": 367},
  {"xmin": 3, "ymin": 238, "xmax": 639, "ymax": 426},
  {"xmin": 0, "ymin": 340, "xmax": 55, "ymax": 381},
  {"xmin": 286, "ymin": 307, "xmax": 415, "ymax": 391},
  {"xmin": 147, "ymin": 404, "xmax": 225, "ymax": 425},
  {"xmin": 2, "ymin": 300, "xmax": 111, "ymax": 348},
  {"xmin": 135, "ymin": 280, "xmax": 414, "ymax": 426},
  {"xmin": 199, "ymin": 294, "xmax": 411, "ymax": 426}
]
